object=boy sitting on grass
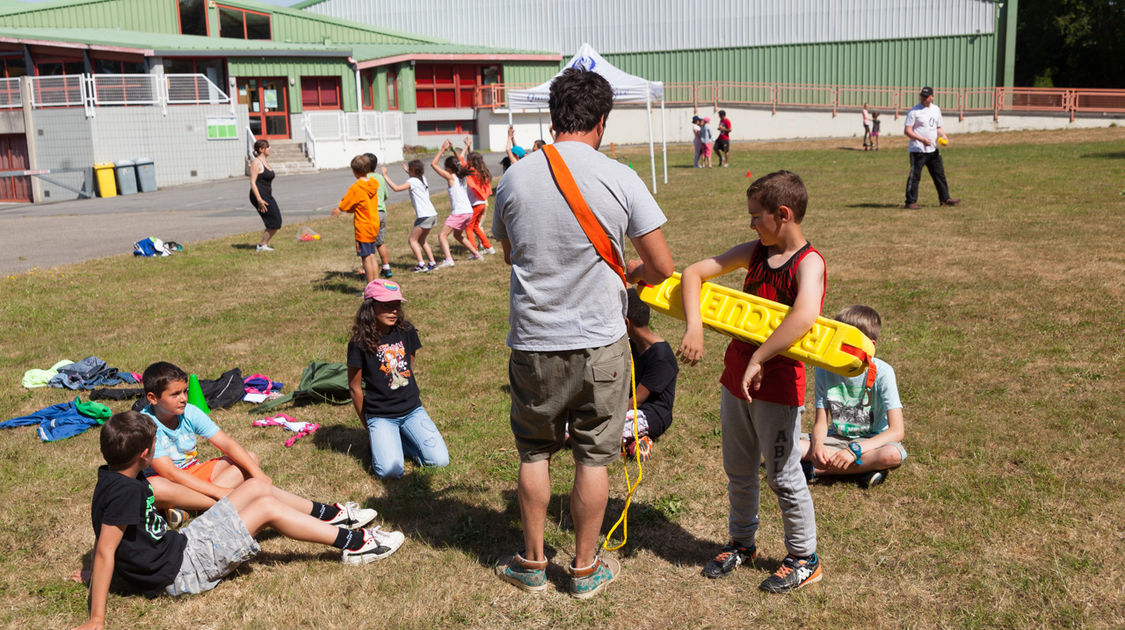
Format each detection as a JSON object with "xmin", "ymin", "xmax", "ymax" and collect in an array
[
  {"xmin": 72, "ymin": 411, "xmax": 403, "ymax": 630},
  {"xmin": 621, "ymin": 288, "xmax": 678, "ymax": 460},
  {"xmin": 140, "ymin": 361, "xmax": 375, "ymax": 530},
  {"xmin": 799, "ymin": 305, "xmax": 905, "ymax": 488},
  {"xmin": 332, "ymin": 154, "xmax": 382, "ymax": 284}
]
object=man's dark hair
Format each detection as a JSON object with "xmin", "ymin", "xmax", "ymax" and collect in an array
[
  {"xmin": 142, "ymin": 361, "xmax": 188, "ymax": 396},
  {"xmin": 746, "ymin": 170, "xmax": 809, "ymax": 222},
  {"xmin": 549, "ymin": 68, "xmax": 614, "ymax": 135},
  {"xmin": 101, "ymin": 410, "xmax": 156, "ymax": 468},
  {"xmin": 626, "ymin": 288, "xmax": 651, "ymax": 328}
]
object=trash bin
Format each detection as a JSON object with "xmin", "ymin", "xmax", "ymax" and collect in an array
[
  {"xmin": 94, "ymin": 162, "xmax": 117, "ymax": 198},
  {"xmin": 114, "ymin": 160, "xmax": 137, "ymax": 195},
  {"xmin": 134, "ymin": 157, "xmax": 157, "ymax": 193}
]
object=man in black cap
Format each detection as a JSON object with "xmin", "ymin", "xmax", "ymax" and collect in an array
[{"xmin": 903, "ymin": 86, "xmax": 960, "ymax": 209}]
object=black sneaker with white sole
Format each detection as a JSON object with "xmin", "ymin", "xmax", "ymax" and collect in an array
[
  {"xmin": 758, "ymin": 553, "xmax": 822, "ymax": 593},
  {"xmin": 342, "ymin": 527, "xmax": 405, "ymax": 564},
  {"xmin": 861, "ymin": 470, "xmax": 887, "ymax": 488},
  {"xmin": 326, "ymin": 501, "xmax": 377, "ymax": 529},
  {"xmin": 701, "ymin": 541, "xmax": 757, "ymax": 579}
]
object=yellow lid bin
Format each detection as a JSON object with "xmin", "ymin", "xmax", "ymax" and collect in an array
[{"xmin": 93, "ymin": 162, "xmax": 117, "ymax": 198}]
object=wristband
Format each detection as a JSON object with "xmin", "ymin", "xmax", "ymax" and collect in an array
[{"xmin": 848, "ymin": 441, "xmax": 863, "ymax": 466}]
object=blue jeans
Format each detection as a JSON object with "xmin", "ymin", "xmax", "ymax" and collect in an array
[{"xmin": 366, "ymin": 405, "xmax": 449, "ymax": 479}]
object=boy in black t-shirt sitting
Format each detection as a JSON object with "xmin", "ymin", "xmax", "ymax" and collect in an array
[
  {"xmin": 74, "ymin": 411, "xmax": 404, "ymax": 630},
  {"xmin": 622, "ymin": 288, "xmax": 679, "ymax": 461}
]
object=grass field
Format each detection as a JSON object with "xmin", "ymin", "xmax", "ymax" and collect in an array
[{"xmin": 1, "ymin": 127, "xmax": 1123, "ymax": 629}]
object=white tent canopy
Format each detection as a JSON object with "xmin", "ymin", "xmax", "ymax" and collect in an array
[{"xmin": 507, "ymin": 43, "xmax": 667, "ymax": 192}]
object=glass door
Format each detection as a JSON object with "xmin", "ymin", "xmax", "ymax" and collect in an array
[{"xmin": 237, "ymin": 77, "xmax": 290, "ymax": 139}]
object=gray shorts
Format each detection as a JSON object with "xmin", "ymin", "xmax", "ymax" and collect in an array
[
  {"xmin": 802, "ymin": 433, "xmax": 908, "ymax": 462},
  {"xmin": 509, "ymin": 336, "xmax": 629, "ymax": 466},
  {"xmin": 373, "ymin": 211, "xmax": 388, "ymax": 246},
  {"xmin": 413, "ymin": 216, "xmax": 437, "ymax": 229},
  {"xmin": 165, "ymin": 497, "xmax": 260, "ymax": 596}
]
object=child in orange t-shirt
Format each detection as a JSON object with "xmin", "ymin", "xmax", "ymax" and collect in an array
[{"xmin": 332, "ymin": 154, "xmax": 382, "ymax": 283}]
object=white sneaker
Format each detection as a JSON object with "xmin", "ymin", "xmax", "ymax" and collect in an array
[
  {"xmin": 438, "ymin": 259, "xmax": 455, "ymax": 268},
  {"xmin": 256, "ymin": 244, "xmax": 274, "ymax": 252},
  {"xmin": 326, "ymin": 501, "xmax": 377, "ymax": 529},
  {"xmin": 466, "ymin": 253, "xmax": 484, "ymax": 261},
  {"xmin": 342, "ymin": 527, "xmax": 405, "ymax": 564},
  {"xmin": 483, "ymin": 247, "xmax": 496, "ymax": 255}
]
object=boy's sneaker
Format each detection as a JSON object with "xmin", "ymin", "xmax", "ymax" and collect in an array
[
  {"xmin": 622, "ymin": 435, "xmax": 653, "ymax": 461},
  {"xmin": 255, "ymin": 244, "xmax": 274, "ymax": 252},
  {"xmin": 380, "ymin": 267, "xmax": 393, "ymax": 278},
  {"xmin": 495, "ymin": 553, "xmax": 549, "ymax": 592},
  {"xmin": 568, "ymin": 556, "xmax": 620, "ymax": 599},
  {"xmin": 702, "ymin": 541, "xmax": 757, "ymax": 579},
  {"xmin": 342, "ymin": 526, "xmax": 405, "ymax": 564},
  {"xmin": 326, "ymin": 501, "xmax": 377, "ymax": 529},
  {"xmin": 426, "ymin": 261, "xmax": 439, "ymax": 271},
  {"xmin": 164, "ymin": 508, "xmax": 189, "ymax": 529},
  {"xmin": 861, "ymin": 470, "xmax": 887, "ymax": 489},
  {"xmin": 438, "ymin": 259, "xmax": 455, "ymax": 268},
  {"xmin": 410, "ymin": 263, "xmax": 429, "ymax": 273},
  {"xmin": 758, "ymin": 553, "xmax": 822, "ymax": 593},
  {"xmin": 801, "ymin": 460, "xmax": 816, "ymax": 484},
  {"xmin": 483, "ymin": 246, "xmax": 496, "ymax": 255}
]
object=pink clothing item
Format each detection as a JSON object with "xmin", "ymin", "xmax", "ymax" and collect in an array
[
  {"xmin": 444, "ymin": 213, "xmax": 472, "ymax": 230},
  {"xmin": 701, "ymin": 143, "xmax": 713, "ymax": 158},
  {"xmin": 363, "ymin": 279, "xmax": 407, "ymax": 302}
]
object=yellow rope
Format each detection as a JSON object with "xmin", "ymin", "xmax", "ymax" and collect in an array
[{"xmin": 603, "ymin": 355, "xmax": 642, "ymax": 551}]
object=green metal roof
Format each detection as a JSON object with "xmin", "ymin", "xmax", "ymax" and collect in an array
[
  {"xmin": 0, "ymin": 0, "xmax": 441, "ymax": 44},
  {"xmin": 349, "ymin": 42, "xmax": 561, "ymax": 63},
  {"xmin": 290, "ymin": 0, "xmax": 328, "ymax": 8},
  {"xmin": 0, "ymin": 26, "xmax": 354, "ymax": 56}
]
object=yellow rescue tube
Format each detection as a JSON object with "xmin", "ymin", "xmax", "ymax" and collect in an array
[{"xmin": 638, "ymin": 272, "xmax": 875, "ymax": 377}]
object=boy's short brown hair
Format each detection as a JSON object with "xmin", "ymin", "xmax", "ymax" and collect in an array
[
  {"xmin": 835, "ymin": 304, "xmax": 882, "ymax": 341},
  {"xmin": 350, "ymin": 154, "xmax": 372, "ymax": 175},
  {"xmin": 101, "ymin": 410, "xmax": 156, "ymax": 468},
  {"xmin": 747, "ymin": 170, "xmax": 808, "ymax": 222},
  {"xmin": 142, "ymin": 361, "xmax": 188, "ymax": 396}
]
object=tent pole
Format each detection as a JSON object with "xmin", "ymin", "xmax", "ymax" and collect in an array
[
  {"xmin": 646, "ymin": 91, "xmax": 656, "ymax": 194},
  {"xmin": 537, "ymin": 109, "xmax": 543, "ymax": 142},
  {"xmin": 661, "ymin": 97, "xmax": 668, "ymax": 184}
]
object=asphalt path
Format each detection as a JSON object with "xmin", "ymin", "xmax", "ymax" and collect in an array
[{"xmin": 0, "ymin": 152, "xmax": 506, "ymax": 274}]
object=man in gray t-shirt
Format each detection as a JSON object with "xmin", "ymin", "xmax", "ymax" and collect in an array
[{"xmin": 492, "ymin": 68, "xmax": 673, "ymax": 598}]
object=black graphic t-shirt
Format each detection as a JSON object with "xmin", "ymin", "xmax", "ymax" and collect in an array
[
  {"xmin": 347, "ymin": 328, "xmax": 423, "ymax": 418},
  {"xmin": 632, "ymin": 340, "xmax": 678, "ymax": 439},
  {"xmin": 90, "ymin": 466, "xmax": 186, "ymax": 597}
]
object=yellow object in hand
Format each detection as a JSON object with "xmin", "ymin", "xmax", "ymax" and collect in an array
[
  {"xmin": 639, "ymin": 272, "xmax": 875, "ymax": 377},
  {"xmin": 938, "ymin": 137, "xmax": 948, "ymax": 146}
]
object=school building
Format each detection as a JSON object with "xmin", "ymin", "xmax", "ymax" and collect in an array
[{"xmin": 0, "ymin": 0, "xmax": 560, "ymax": 203}]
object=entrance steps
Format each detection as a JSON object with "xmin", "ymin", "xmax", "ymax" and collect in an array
[{"xmin": 261, "ymin": 140, "xmax": 317, "ymax": 175}]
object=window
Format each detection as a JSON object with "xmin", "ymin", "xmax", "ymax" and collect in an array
[
  {"xmin": 0, "ymin": 54, "xmax": 26, "ymax": 78},
  {"xmin": 301, "ymin": 76, "xmax": 340, "ymax": 110},
  {"xmin": 386, "ymin": 70, "xmax": 398, "ymax": 110},
  {"xmin": 414, "ymin": 63, "xmax": 500, "ymax": 109},
  {"xmin": 417, "ymin": 120, "xmax": 474, "ymax": 135},
  {"xmin": 178, "ymin": 0, "xmax": 207, "ymax": 36},
  {"xmin": 218, "ymin": 5, "xmax": 271, "ymax": 40},
  {"xmin": 93, "ymin": 57, "xmax": 147, "ymax": 74}
]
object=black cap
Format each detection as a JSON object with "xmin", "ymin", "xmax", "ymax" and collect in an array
[
  {"xmin": 920, "ymin": 86, "xmax": 934, "ymax": 97},
  {"xmin": 691, "ymin": 115, "xmax": 701, "ymax": 122}
]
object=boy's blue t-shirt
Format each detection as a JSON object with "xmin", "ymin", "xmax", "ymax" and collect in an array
[
  {"xmin": 141, "ymin": 403, "xmax": 221, "ymax": 469},
  {"xmin": 813, "ymin": 357, "xmax": 901, "ymax": 439}
]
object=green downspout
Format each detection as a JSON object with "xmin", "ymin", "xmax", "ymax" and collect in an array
[{"xmin": 1003, "ymin": 0, "xmax": 1018, "ymax": 89}]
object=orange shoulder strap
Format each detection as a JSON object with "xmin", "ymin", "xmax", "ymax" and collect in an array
[{"xmin": 542, "ymin": 145, "xmax": 628, "ymax": 287}]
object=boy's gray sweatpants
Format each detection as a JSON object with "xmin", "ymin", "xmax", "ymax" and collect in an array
[{"xmin": 720, "ymin": 387, "xmax": 817, "ymax": 557}]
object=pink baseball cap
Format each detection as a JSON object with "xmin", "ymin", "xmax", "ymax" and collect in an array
[
  {"xmin": 363, "ymin": 279, "xmax": 407, "ymax": 302},
  {"xmin": 703, "ymin": 117, "xmax": 711, "ymax": 123}
]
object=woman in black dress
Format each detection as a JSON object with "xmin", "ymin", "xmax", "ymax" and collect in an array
[{"xmin": 249, "ymin": 139, "xmax": 282, "ymax": 251}]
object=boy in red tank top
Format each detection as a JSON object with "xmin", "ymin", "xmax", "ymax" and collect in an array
[{"xmin": 677, "ymin": 170, "xmax": 826, "ymax": 593}]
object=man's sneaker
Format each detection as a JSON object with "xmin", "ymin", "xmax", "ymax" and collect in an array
[
  {"xmin": 758, "ymin": 553, "xmax": 822, "ymax": 593},
  {"xmin": 326, "ymin": 501, "xmax": 377, "ymax": 529},
  {"xmin": 438, "ymin": 259, "xmax": 455, "ymax": 268},
  {"xmin": 941, "ymin": 198, "xmax": 961, "ymax": 206},
  {"xmin": 410, "ymin": 263, "xmax": 429, "ymax": 273},
  {"xmin": 861, "ymin": 469, "xmax": 887, "ymax": 489},
  {"xmin": 255, "ymin": 243, "xmax": 274, "ymax": 252},
  {"xmin": 494, "ymin": 553, "xmax": 549, "ymax": 592},
  {"xmin": 165, "ymin": 508, "xmax": 189, "ymax": 529},
  {"xmin": 380, "ymin": 267, "xmax": 393, "ymax": 278},
  {"xmin": 426, "ymin": 262, "xmax": 439, "ymax": 271},
  {"xmin": 342, "ymin": 527, "xmax": 405, "ymax": 564},
  {"xmin": 568, "ymin": 556, "xmax": 620, "ymax": 599},
  {"xmin": 702, "ymin": 541, "xmax": 757, "ymax": 579},
  {"xmin": 904, "ymin": 203, "xmax": 922, "ymax": 210}
]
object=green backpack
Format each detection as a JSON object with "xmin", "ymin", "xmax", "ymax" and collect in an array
[{"xmin": 252, "ymin": 361, "xmax": 351, "ymax": 412}]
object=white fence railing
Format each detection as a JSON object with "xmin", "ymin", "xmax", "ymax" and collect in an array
[
  {"xmin": 20, "ymin": 73, "xmax": 230, "ymax": 113},
  {"xmin": 304, "ymin": 111, "xmax": 404, "ymax": 143},
  {"xmin": 0, "ymin": 77, "xmax": 21, "ymax": 109}
]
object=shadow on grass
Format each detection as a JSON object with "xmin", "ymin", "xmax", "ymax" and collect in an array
[
  {"xmin": 314, "ymin": 270, "xmax": 363, "ymax": 295},
  {"xmin": 230, "ymin": 243, "xmax": 259, "ymax": 250},
  {"xmin": 1081, "ymin": 151, "xmax": 1125, "ymax": 159},
  {"xmin": 845, "ymin": 202, "xmax": 902, "ymax": 209},
  {"xmin": 836, "ymin": 147, "xmax": 869, "ymax": 152}
]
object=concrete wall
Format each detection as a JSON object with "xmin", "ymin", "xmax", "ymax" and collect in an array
[
  {"xmin": 483, "ymin": 105, "xmax": 1125, "ymax": 151},
  {"xmin": 27, "ymin": 108, "xmax": 96, "ymax": 201}
]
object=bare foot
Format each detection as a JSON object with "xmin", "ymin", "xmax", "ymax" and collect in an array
[{"xmin": 68, "ymin": 569, "xmax": 90, "ymax": 584}]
